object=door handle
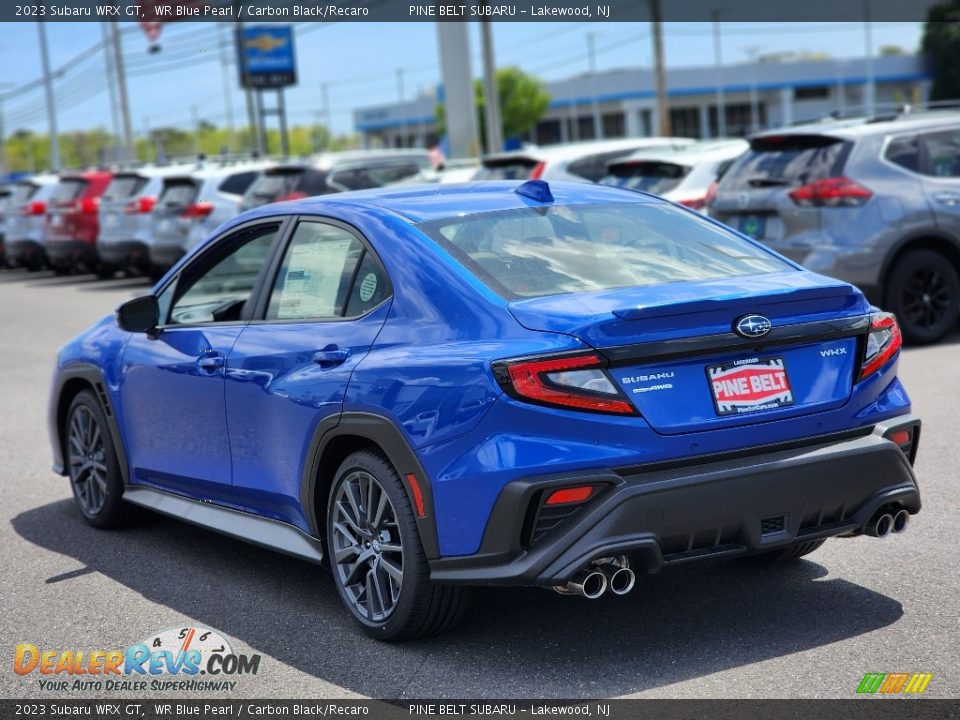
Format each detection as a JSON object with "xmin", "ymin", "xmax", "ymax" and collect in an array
[
  {"xmin": 312, "ymin": 346, "xmax": 350, "ymax": 368},
  {"xmin": 933, "ymin": 192, "xmax": 960, "ymax": 207},
  {"xmin": 197, "ymin": 353, "xmax": 225, "ymax": 372}
]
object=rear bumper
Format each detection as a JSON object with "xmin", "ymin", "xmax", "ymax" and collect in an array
[
  {"xmin": 429, "ymin": 416, "xmax": 921, "ymax": 586},
  {"xmin": 148, "ymin": 243, "xmax": 185, "ymax": 270},
  {"xmin": 6, "ymin": 239, "xmax": 46, "ymax": 266},
  {"xmin": 97, "ymin": 239, "xmax": 149, "ymax": 267},
  {"xmin": 46, "ymin": 240, "xmax": 98, "ymax": 267}
]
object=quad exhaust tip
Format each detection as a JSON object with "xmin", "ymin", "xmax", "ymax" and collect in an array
[
  {"xmin": 564, "ymin": 569, "xmax": 607, "ymax": 599},
  {"xmin": 893, "ymin": 509, "xmax": 910, "ymax": 534},
  {"xmin": 554, "ymin": 556, "xmax": 634, "ymax": 598},
  {"xmin": 604, "ymin": 564, "xmax": 636, "ymax": 596}
]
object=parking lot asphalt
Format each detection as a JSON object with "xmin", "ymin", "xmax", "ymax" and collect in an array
[{"xmin": 0, "ymin": 267, "xmax": 957, "ymax": 701}]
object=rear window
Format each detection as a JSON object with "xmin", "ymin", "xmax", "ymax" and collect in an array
[
  {"xmin": 600, "ymin": 161, "xmax": 691, "ymax": 194},
  {"xmin": 11, "ymin": 182, "xmax": 39, "ymax": 204},
  {"xmin": 419, "ymin": 203, "xmax": 789, "ymax": 299},
  {"xmin": 566, "ymin": 149, "xmax": 643, "ymax": 182},
  {"xmin": 218, "ymin": 170, "xmax": 260, "ymax": 196},
  {"xmin": 52, "ymin": 179, "xmax": 87, "ymax": 203},
  {"xmin": 722, "ymin": 135, "xmax": 850, "ymax": 191},
  {"xmin": 246, "ymin": 168, "xmax": 330, "ymax": 205},
  {"xmin": 102, "ymin": 174, "xmax": 147, "ymax": 201},
  {"xmin": 329, "ymin": 161, "xmax": 425, "ymax": 191},
  {"xmin": 476, "ymin": 157, "xmax": 539, "ymax": 181},
  {"xmin": 158, "ymin": 179, "xmax": 198, "ymax": 208}
]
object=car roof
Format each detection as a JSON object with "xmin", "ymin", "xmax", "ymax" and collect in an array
[
  {"xmin": 754, "ymin": 112, "xmax": 960, "ymax": 141},
  {"xmin": 239, "ymin": 180, "xmax": 658, "ymax": 225},
  {"xmin": 611, "ymin": 139, "xmax": 749, "ymax": 167},
  {"xmin": 484, "ymin": 138, "xmax": 695, "ymax": 164}
]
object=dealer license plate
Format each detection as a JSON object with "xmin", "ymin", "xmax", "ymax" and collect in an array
[{"xmin": 707, "ymin": 357, "xmax": 794, "ymax": 416}]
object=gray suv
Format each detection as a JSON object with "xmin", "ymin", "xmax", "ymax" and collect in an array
[{"xmin": 712, "ymin": 114, "xmax": 960, "ymax": 344}]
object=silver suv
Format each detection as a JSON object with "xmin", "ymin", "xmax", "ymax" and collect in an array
[
  {"xmin": 148, "ymin": 161, "xmax": 270, "ymax": 272},
  {"xmin": 712, "ymin": 113, "xmax": 960, "ymax": 344}
]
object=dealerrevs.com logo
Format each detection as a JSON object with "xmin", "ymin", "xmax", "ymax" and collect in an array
[
  {"xmin": 857, "ymin": 672, "xmax": 933, "ymax": 695},
  {"xmin": 14, "ymin": 626, "xmax": 261, "ymax": 692}
]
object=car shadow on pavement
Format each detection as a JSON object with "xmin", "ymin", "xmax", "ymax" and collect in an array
[{"xmin": 12, "ymin": 499, "xmax": 904, "ymax": 699}]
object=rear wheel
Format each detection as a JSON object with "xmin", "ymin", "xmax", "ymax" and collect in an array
[
  {"xmin": 66, "ymin": 390, "xmax": 131, "ymax": 528},
  {"xmin": 748, "ymin": 539, "xmax": 825, "ymax": 563},
  {"xmin": 326, "ymin": 450, "xmax": 468, "ymax": 641},
  {"xmin": 885, "ymin": 249, "xmax": 960, "ymax": 344}
]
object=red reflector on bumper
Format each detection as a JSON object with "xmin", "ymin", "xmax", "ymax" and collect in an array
[
  {"xmin": 405, "ymin": 473, "xmax": 426, "ymax": 518},
  {"xmin": 888, "ymin": 429, "xmax": 911, "ymax": 446},
  {"xmin": 545, "ymin": 485, "xmax": 594, "ymax": 506}
]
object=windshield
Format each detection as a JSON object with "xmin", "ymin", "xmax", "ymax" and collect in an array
[
  {"xmin": 600, "ymin": 162, "xmax": 690, "ymax": 194},
  {"xmin": 419, "ymin": 203, "xmax": 790, "ymax": 299}
]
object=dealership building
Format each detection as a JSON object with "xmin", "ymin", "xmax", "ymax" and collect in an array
[{"xmin": 353, "ymin": 54, "xmax": 931, "ymax": 150}]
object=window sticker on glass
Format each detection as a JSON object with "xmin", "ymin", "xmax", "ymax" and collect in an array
[
  {"xmin": 275, "ymin": 237, "xmax": 354, "ymax": 319},
  {"xmin": 358, "ymin": 272, "xmax": 378, "ymax": 302}
]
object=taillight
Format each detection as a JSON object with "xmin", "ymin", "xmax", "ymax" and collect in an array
[
  {"xmin": 180, "ymin": 202, "xmax": 214, "ymax": 218},
  {"xmin": 125, "ymin": 196, "xmax": 156, "ymax": 214},
  {"xmin": 704, "ymin": 180, "xmax": 719, "ymax": 208},
  {"xmin": 529, "ymin": 161, "xmax": 546, "ymax": 180},
  {"xmin": 859, "ymin": 313, "xmax": 902, "ymax": 380},
  {"xmin": 679, "ymin": 196, "xmax": 707, "ymax": 211},
  {"xmin": 495, "ymin": 352, "xmax": 634, "ymax": 415},
  {"xmin": 788, "ymin": 177, "xmax": 872, "ymax": 208},
  {"xmin": 77, "ymin": 197, "xmax": 100, "ymax": 214},
  {"xmin": 276, "ymin": 191, "xmax": 307, "ymax": 202},
  {"xmin": 22, "ymin": 200, "xmax": 46, "ymax": 216}
]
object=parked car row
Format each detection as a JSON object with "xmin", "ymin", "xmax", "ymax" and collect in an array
[
  {"xmin": 1, "ymin": 149, "xmax": 431, "ymax": 278},
  {"xmin": 4, "ymin": 114, "xmax": 960, "ymax": 343}
]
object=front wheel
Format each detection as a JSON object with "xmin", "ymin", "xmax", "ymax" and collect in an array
[
  {"xmin": 65, "ymin": 390, "xmax": 132, "ymax": 528},
  {"xmin": 326, "ymin": 450, "xmax": 468, "ymax": 641}
]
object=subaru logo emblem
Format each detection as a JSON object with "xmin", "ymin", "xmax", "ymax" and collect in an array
[
  {"xmin": 737, "ymin": 192, "xmax": 750, "ymax": 209},
  {"xmin": 735, "ymin": 314, "xmax": 772, "ymax": 339}
]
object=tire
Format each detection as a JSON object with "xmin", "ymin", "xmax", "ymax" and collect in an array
[
  {"xmin": 65, "ymin": 390, "xmax": 132, "ymax": 529},
  {"xmin": 95, "ymin": 264, "xmax": 117, "ymax": 280},
  {"xmin": 748, "ymin": 539, "xmax": 825, "ymax": 564},
  {"xmin": 885, "ymin": 249, "xmax": 960, "ymax": 345},
  {"xmin": 325, "ymin": 450, "xmax": 469, "ymax": 641}
]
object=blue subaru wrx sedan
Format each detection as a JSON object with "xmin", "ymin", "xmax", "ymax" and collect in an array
[{"xmin": 48, "ymin": 181, "xmax": 921, "ymax": 639}]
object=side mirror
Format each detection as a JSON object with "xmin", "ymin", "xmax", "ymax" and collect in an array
[{"xmin": 116, "ymin": 295, "xmax": 160, "ymax": 333}]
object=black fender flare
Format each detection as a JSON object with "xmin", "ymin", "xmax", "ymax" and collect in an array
[
  {"xmin": 50, "ymin": 363, "xmax": 130, "ymax": 486},
  {"xmin": 299, "ymin": 411, "xmax": 440, "ymax": 560}
]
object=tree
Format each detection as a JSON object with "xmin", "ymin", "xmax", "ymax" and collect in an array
[
  {"xmin": 437, "ymin": 66, "xmax": 551, "ymax": 153},
  {"xmin": 921, "ymin": 4, "xmax": 960, "ymax": 101}
]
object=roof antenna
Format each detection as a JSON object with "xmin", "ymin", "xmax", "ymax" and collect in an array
[{"xmin": 515, "ymin": 179, "xmax": 554, "ymax": 203}]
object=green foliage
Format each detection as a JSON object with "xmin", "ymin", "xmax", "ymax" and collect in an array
[
  {"xmin": 921, "ymin": 6, "xmax": 960, "ymax": 101},
  {"xmin": 3, "ymin": 123, "xmax": 349, "ymax": 173},
  {"xmin": 436, "ymin": 66, "xmax": 551, "ymax": 153}
]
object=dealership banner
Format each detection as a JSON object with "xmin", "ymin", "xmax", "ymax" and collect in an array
[
  {"xmin": 2, "ymin": 700, "xmax": 958, "ymax": 719},
  {"xmin": 3, "ymin": 0, "xmax": 944, "ymax": 23}
]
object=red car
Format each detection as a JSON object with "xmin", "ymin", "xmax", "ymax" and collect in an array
[{"xmin": 45, "ymin": 170, "xmax": 113, "ymax": 275}]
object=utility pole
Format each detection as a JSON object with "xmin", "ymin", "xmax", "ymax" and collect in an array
[
  {"xmin": 99, "ymin": 23, "xmax": 122, "ymax": 158},
  {"xmin": 396, "ymin": 68, "xmax": 407, "ymax": 148},
  {"xmin": 863, "ymin": 0, "xmax": 876, "ymax": 116},
  {"xmin": 587, "ymin": 31, "xmax": 603, "ymax": 140},
  {"xmin": 744, "ymin": 45, "xmax": 762, "ymax": 133},
  {"xmin": 0, "ymin": 84, "xmax": 13, "ymax": 176},
  {"xmin": 480, "ymin": 19, "xmax": 503, "ymax": 154},
  {"xmin": 650, "ymin": 0, "xmax": 670, "ymax": 136},
  {"xmin": 192, "ymin": 105, "xmax": 200, "ymax": 156},
  {"xmin": 108, "ymin": 22, "xmax": 135, "ymax": 162},
  {"xmin": 436, "ymin": 22, "xmax": 480, "ymax": 159},
  {"xmin": 712, "ymin": 9, "xmax": 726, "ymax": 138},
  {"xmin": 36, "ymin": 22, "xmax": 60, "ymax": 171},
  {"xmin": 320, "ymin": 82, "xmax": 332, "ymax": 150},
  {"xmin": 218, "ymin": 23, "xmax": 236, "ymax": 153}
]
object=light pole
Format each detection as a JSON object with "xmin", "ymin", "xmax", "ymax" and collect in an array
[
  {"xmin": 480, "ymin": 19, "xmax": 503, "ymax": 154},
  {"xmin": 744, "ymin": 45, "xmax": 762, "ymax": 133},
  {"xmin": 108, "ymin": 22, "xmax": 135, "ymax": 163},
  {"xmin": 863, "ymin": 0, "xmax": 876, "ymax": 116},
  {"xmin": 650, "ymin": 0, "xmax": 670, "ymax": 136},
  {"xmin": 36, "ymin": 22, "xmax": 60, "ymax": 171},
  {"xmin": 712, "ymin": 9, "xmax": 726, "ymax": 138},
  {"xmin": 0, "ymin": 83, "xmax": 14, "ymax": 177},
  {"xmin": 587, "ymin": 31, "xmax": 603, "ymax": 140},
  {"xmin": 396, "ymin": 68, "xmax": 406, "ymax": 148}
]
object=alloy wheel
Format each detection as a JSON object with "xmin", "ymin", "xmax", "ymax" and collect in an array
[
  {"xmin": 901, "ymin": 266, "xmax": 952, "ymax": 330},
  {"xmin": 331, "ymin": 470, "xmax": 404, "ymax": 622},
  {"xmin": 67, "ymin": 405, "xmax": 108, "ymax": 515}
]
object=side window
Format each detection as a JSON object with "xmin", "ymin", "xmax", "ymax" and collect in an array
[
  {"xmin": 921, "ymin": 130, "xmax": 960, "ymax": 178},
  {"xmin": 267, "ymin": 221, "xmax": 386, "ymax": 321},
  {"xmin": 219, "ymin": 170, "xmax": 259, "ymax": 196},
  {"xmin": 885, "ymin": 135, "xmax": 921, "ymax": 173},
  {"xmin": 167, "ymin": 225, "xmax": 279, "ymax": 325}
]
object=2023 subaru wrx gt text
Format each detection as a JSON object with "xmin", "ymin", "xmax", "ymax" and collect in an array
[{"xmin": 48, "ymin": 181, "xmax": 921, "ymax": 640}]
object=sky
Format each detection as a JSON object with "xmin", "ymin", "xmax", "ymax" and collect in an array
[{"xmin": 0, "ymin": 21, "xmax": 924, "ymax": 137}]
